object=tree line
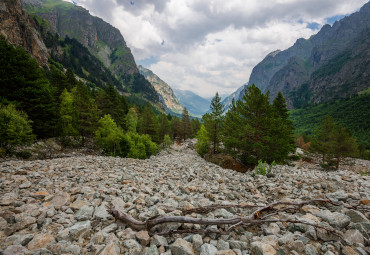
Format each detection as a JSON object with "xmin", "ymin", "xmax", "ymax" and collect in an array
[{"xmin": 0, "ymin": 36, "xmax": 200, "ymax": 158}]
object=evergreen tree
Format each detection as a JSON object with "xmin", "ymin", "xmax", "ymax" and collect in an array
[
  {"xmin": 222, "ymin": 98, "xmax": 240, "ymax": 156},
  {"xmin": 0, "ymin": 36, "xmax": 57, "ymax": 137},
  {"xmin": 332, "ymin": 124, "xmax": 357, "ymax": 169},
  {"xmin": 181, "ymin": 108, "xmax": 192, "ymax": 141},
  {"xmin": 157, "ymin": 114, "xmax": 171, "ymax": 143},
  {"xmin": 203, "ymin": 92, "xmax": 225, "ymax": 153},
  {"xmin": 171, "ymin": 117, "xmax": 181, "ymax": 140},
  {"xmin": 96, "ymin": 84, "xmax": 128, "ymax": 129},
  {"xmin": 191, "ymin": 118, "xmax": 201, "ymax": 137},
  {"xmin": 0, "ymin": 104, "xmax": 35, "ymax": 153},
  {"xmin": 71, "ymin": 82, "xmax": 98, "ymax": 145},
  {"xmin": 138, "ymin": 103, "xmax": 158, "ymax": 142},
  {"xmin": 310, "ymin": 116, "xmax": 336, "ymax": 166}
]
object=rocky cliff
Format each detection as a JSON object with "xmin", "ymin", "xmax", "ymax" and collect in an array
[
  {"xmin": 237, "ymin": 2, "xmax": 370, "ymax": 108},
  {"xmin": 138, "ymin": 66, "xmax": 184, "ymax": 114},
  {"xmin": 0, "ymin": 0, "xmax": 48, "ymax": 66},
  {"xmin": 23, "ymin": 0, "xmax": 138, "ymax": 76}
]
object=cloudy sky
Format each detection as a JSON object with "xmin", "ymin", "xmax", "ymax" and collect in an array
[{"xmin": 70, "ymin": 0, "xmax": 367, "ymax": 98}]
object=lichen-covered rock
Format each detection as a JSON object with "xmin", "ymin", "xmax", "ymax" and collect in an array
[{"xmin": 170, "ymin": 238, "xmax": 196, "ymax": 255}]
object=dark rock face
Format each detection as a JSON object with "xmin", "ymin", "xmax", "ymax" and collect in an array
[
  {"xmin": 237, "ymin": 2, "xmax": 370, "ymax": 109},
  {"xmin": 0, "ymin": 0, "xmax": 49, "ymax": 66}
]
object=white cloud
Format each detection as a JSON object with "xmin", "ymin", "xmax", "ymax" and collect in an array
[{"xmin": 72, "ymin": 0, "xmax": 368, "ymax": 97}]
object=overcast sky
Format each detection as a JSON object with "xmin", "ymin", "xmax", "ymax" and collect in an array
[{"xmin": 70, "ymin": 0, "xmax": 368, "ymax": 98}]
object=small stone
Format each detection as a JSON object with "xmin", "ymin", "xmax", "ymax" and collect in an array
[
  {"xmin": 63, "ymin": 244, "xmax": 81, "ymax": 255},
  {"xmin": 214, "ymin": 209, "xmax": 234, "ymax": 218},
  {"xmin": 70, "ymin": 200, "xmax": 89, "ymax": 210},
  {"xmin": 102, "ymin": 223, "xmax": 118, "ymax": 233},
  {"xmin": 100, "ymin": 241, "xmax": 120, "ymax": 255},
  {"xmin": 343, "ymin": 229, "xmax": 364, "ymax": 245},
  {"xmin": 316, "ymin": 210, "xmax": 350, "ymax": 229},
  {"xmin": 67, "ymin": 220, "xmax": 91, "ymax": 240},
  {"xmin": 27, "ymin": 233, "xmax": 55, "ymax": 250},
  {"xmin": 304, "ymin": 244, "xmax": 318, "ymax": 255},
  {"xmin": 3, "ymin": 245, "xmax": 28, "ymax": 255},
  {"xmin": 144, "ymin": 245, "xmax": 159, "ymax": 255},
  {"xmin": 14, "ymin": 234, "xmax": 34, "ymax": 246},
  {"xmin": 342, "ymin": 246, "xmax": 357, "ymax": 255},
  {"xmin": 200, "ymin": 243, "xmax": 218, "ymax": 255},
  {"xmin": 136, "ymin": 230, "xmax": 150, "ymax": 246},
  {"xmin": 0, "ymin": 193, "xmax": 17, "ymax": 205},
  {"xmin": 74, "ymin": 205, "xmax": 94, "ymax": 221},
  {"xmin": 0, "ymin": 216, "xmax": 8, "ymax": 230},
  {"xmin": 229, "ymin": 240, "xmax": 248, "ymax": 250},
  {"xmin": 216, "ymin": 251, "xmax": 236, "ymax": 255},
  {"xmin": 326, "ymin": 190, "xmax": 348, "ymax": 201},
  {"xmin": 264, "ymin": 223, "xmax": 280, "ymax": 235},
  {"xmin": 151, "ymin": 234, "xmax": 168, "ymax": 247},
  {"xmin": 217, "ymin": 239, "xmax": 230, "ymax": 251},
  {"xmin": 123, "ymin": 239, "xmax": 142, "ymax": 250},
  {"xmin": 193, "ymin": 234, "xmax": 203, "ymax": 252},
  {"xmin": 91, "ymin": 230, "xmax": 105, "ymax": 244},
  {"xmin": 251, "ymin": 241, "xmax": 276, "ymax": 255},
  {"xmin": 94, "ymin": 202, "xmax": 113, "ymax": 220},
  {"xmin": 19, "ymin": 181, "xmax": 32, "ymax": 189},
  {"xmin": 51, "ymin": 192, "xmax": 70, "ymax": 209},
  {"xmin": 291, "ymin": 240, "xmax": 304, "ymax": 253},
  {"xmin": 170, "ymin": 238, "xmax": 196, "ymax": 255}
]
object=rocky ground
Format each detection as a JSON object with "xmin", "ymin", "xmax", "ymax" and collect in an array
[{"xmin": 0, "ymin": 142, "xmax": 369, "ymax": 255}]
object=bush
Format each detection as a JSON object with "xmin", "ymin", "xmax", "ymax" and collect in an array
[
  {"xmin": 195, "ymin": 125, "xmax": 210, "ymax": 157},
  {"xmin": 163, "ymin": 134, "xmax": 171, "ymax": 148},
  {"xmin": 0, "ymin": 104, "xmax": 35, "ymax": 153},
  {"xmin": 123, "ymin": 132, "xmax": 158, "ymax": 159},
  {"xmin": 15, "ymin": 150, "xmax": 32, "ymax": 159},
  {"xmin": 94, "ymin": 114, "xmax": 124, "ymax": 156},
  {"xmin": 254, "ymin": 160, "xmax": 276, "ymax": 176}
]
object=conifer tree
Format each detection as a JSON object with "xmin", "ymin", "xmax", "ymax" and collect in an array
[
  {"xmin": 138, "ymin": 103, "xmax": 158, "ymax": 142},
  {"xmin": 222, "ymin": 98, "xmax": 240, "ymax": 155},
  {"xmin": 157, "ymin": 114, "xmax": 171, "ymax": 143},
  {"xmin": 71, "ymin": 82, "xmax": 98, "ymax": 145},
  {"xmin": 126, "ymin": 107, "xmax": 138, "ymax": 133},
  {"xmin": 332, "ymin": 124, "xmax": 357, "ymax": 169},
  {"xmin": 181, "ymin": 108, "xmax": 192, "ymax": 141},
  {"xmin": 203, "ymin": 92, "xmax": 225, "ymax": 153},
  {"xmin": 171, "ymin": 117, "xmax": 181, "ymax": 140}
]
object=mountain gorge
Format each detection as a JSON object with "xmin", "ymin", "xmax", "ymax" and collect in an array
[
  {"xmin": 138, "ymin": 65, "xmax": 184, "ymax": 115},
  {"xmin": 174, "ymin": 89, "xmax": 211, "ymax": 117},
  {"xmin": 228, "ymin": 2, "xmax": 370, "ymax": 109}
]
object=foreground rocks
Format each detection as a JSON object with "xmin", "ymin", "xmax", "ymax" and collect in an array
[{"xmin": 0, "ymin": 142, "xmax": 369, "ymax": 254}]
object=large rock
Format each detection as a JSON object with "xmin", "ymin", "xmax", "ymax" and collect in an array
[
  {"xmin": 74, "ymin": 205, "xmax": 94, "ymax": 221},
  {"xmin": 136, "ymin": 230, "xmax": 150, "ymax": 246},
  {"xmin": 342, "ymin": 246, "xmax": 357, "ymax": 255},
  {"xmin": 170, "ymin": 238, "xmax": 196, "ymax": 255},
  {"xmin": 0, "ymin": 193, "xmax": 17, "ymax": 205},
  {"xmin": 100, "ymin": 241, "xmax": 120, "ymax": 255},
  {"xmin": 315, "ymin": 210, "xmax": 350, "ymax": 228},
  {"xmin": 51, "ymin": 192, "xmax": 70, "ymax": 209},
  {"xmin": 3, "ymin": 245, "xmax": 28, "ymax": 255},
  {"xmin": 345, "ymin": 209, "xmax": 369, "ymax": 223},
  {"xmin": 27, "ymin": 233, "xmax": 55, "ymax": 250},
  {"xmin": 94, "ymin": 202, "xmax": 113, "ymax": 220}
]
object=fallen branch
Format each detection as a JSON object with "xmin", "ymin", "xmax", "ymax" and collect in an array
[{"xmin": 107, "ymin": 199, "xmax": 353, "ymax": 236}]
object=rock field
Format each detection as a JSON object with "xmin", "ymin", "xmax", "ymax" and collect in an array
[{"xmin": 0, "ymin": 142, "xmax": 369, "ymax": 255}]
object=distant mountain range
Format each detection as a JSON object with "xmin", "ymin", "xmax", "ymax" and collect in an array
[
  {"xmin": 173, "ymin": 89, "xmax": 211, "ymax": 117},
  {"xmin": 225, "ymin": 2, "xmax": 370, "ymax": 110}
]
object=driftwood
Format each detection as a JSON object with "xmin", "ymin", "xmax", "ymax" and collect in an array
[{"xmin": 106, "ymin": 198, "xmax": 367, "ymax": 236}]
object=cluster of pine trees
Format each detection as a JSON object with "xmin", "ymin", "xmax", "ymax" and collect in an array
[
  {"xmin": 0, "ymin": 36, "xmax": 199, "ymax": 158},
  {"xmin": 196, "ymin": 85, "xmax": 296, "ymax": 166}
]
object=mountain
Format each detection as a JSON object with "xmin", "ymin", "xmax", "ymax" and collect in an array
[
  {"xmin": 173, "ymin": 89, "xmax": 210, "ymax": 117},
  {"xmin": 22, "ymin": 0, "xmax": 163, "ymax": 109},
  {"xmin": 221, "ymin": 83, "xmax": 248, "ymax": 111},
  {"xmin": 0, "ymin": 0, "xmax": 49, "ymax": 66},
  {"xmin": 138, "ymin": 65, "xmax": 184, "ymax": 115},
  {"xmin": 237, "ymin": 2, "xmax": 370, "ymax": 108}
]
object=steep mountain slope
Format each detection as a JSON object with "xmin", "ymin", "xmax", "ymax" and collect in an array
[
  {"xmin": 237, "ymin": 2, "xmax": 370, "ymax": 108},
  {"xmin": 138, "ymin": 66, "xmax": 184, "ymax": 114},
  {"xmin": 23, "ymin": 0, "xmax": 163, "ymax": 108},
  {"xmin": 221, "ymin": 83, "xmax": 248, "ymax": 111},
  {"xmin": 174, "ymin": 89, "xmax": 210, "ymax": 117},
  {"xmin": 0, "ymin": 0, "xmax": 48, "ymax": 66}
]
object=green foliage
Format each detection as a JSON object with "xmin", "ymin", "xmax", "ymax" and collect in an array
[
  {"xmin": 290, "ymin": 93, "xmax": 370, "ymax": 148},
  {"xmin": 59, "ymin": 89, "xmax": 78, "ymax": 145},
  {"xmin": 195, "ymin": 125, "xmax": 210, "ymax": 157},
  {"xmin": 0, "ymin": 35, "xmax": 57, "ymax": 137},
  {"xmin": 95, "ymin": 114, "xmax": 124, "ymax": 156},
  {"xmin": 163, "ymin": 134, "xmax": 172, "ymax": 149},
  {"xmin": 222, "ymin": 85, "xmax": 295, "ymax": 166},
  {"xmin": 138, "ymin": 103, "xmax": 158, "ymax": 142},
  {"xmin": 126, "ymin": 107, "xmax": 138, "ymax": 133},
  {"xmin": 157, "ymin": 114, "xmax": 171, "ymax": 142},
  {"xmin": 203, "ymin": 92, "xmax": 225, "ymax": 153},
  {"xmin": 123, "ymin": 132, "xmax": 158, "ymax": 159},
  {"xmin": 254, "ymin": 160, "xmax": 276, "ymax": 176},
  {"xmin": 311, "ymin": 116, "xmax": 358, "ymax": 169},
  {"xmin": 0, "ymin": 104, "xmax": 35, "ymax": 153}
]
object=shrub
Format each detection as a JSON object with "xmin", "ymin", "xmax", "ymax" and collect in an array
[
  {"xmin": 254, "ymin": 160, "xmax": 276, "ymax": 176},
  {"xmin": 163, "ymin": 134, "xmax": 171, "ymax": 149},
  {"xmin": 195, "ymin": 125, "xmax": 210, "ymax": 157},
  {"xmin": 0, "ymin": 104, "xmax": 35, "ymax": 153},
  {"xmin": 94, "ymin": 114, "xmax": 124, "ymax": 156}
]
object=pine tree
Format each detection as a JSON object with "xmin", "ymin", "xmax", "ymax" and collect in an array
[
  {"xmin": 126, "ymin": 107, "xmax": 138, "ymax": 133},
  {"xmin": 203, "ymin": 92, "xmax": 224, "ymax": 153},
  {"xmin": 138, "ymin": 103, "xmax": 158, "ymax": 142},
  {"xmin": 71, "ymin": 82, "xmax": 98, "ymax": 145},
  {"xmin": 181, "ymin": 108, "xmax": 192, "ymax": 141},
  {"xmin": 310, "ymin": 115, "xmax": 336, "ymax": 166},
  {"xmin": 332, "ymin": 124, "xmax": 357, "ymax": 169},
  {"xmin": 157, "ymin": 114, "xmax": 171, "ymax": 143},
  {"xmin": 222, "ymin": 98, "xmax": 240, "ymax": 156},
  {"xmin": 171, "ymin": 117, "xmax": 181, "ymax": 140}
]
